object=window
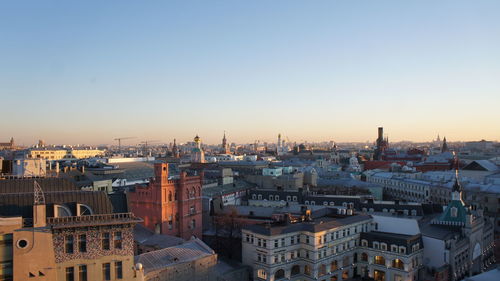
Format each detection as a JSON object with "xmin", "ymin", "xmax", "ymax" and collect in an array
[
  {"xmin": 274, "ymin": 240, "xmax": 279, "ymax": 247},
  {"xmin": 115, "ymin": 261, "xmax": 123, "ymax": 279},
  {"xmin": 450, "ymin": 207, "xmax": 458, "ymax": 217},
  {"xmin": 319, "ymin": 264, "xmax": 327, "ymax": 276},
  {"xmin": 79, "ymin": 234, "xmax": 87, "ymax": 252},
  {"xmin": 78, "ymin": 265, "xmax": 87, "ymax": 281},
  {"xmin": 291, "ymin": 265, "xmax": 300, "ymax": 276},
  {"xmin": 257, "ymin": 269, "xmax": 267, "ymax": 279},
  {"xmin": 374, "ymin": 256, "xmax": 385, "ymax": 265},
  {"xmin": 65, "ymin": 235, "xmax": 74, "ymax": 254},
  {"xmin": 190, "ymin": 219, "xmax": 196, "ymax": 229},
  {"xmin": 361, "ymin": 252, "xmax": 368, "ymax": 262},
  {"xmin": 399, "ymin": 246, "xmax": 406, "ymax": 254},
  {"xmin": 343, "ymin": 256, "xmax": 350, "ymax": 267},
  {"xmin": 331, "ymin": 260, "xmax": 338, "ymax": 271},
  {"xmin": 391, "ymin": 245, "xmax": 398, "ymax": 252},
  {"xmin": 304, "ymin": 265, "xmax": 311, "ymax": 276},
  {"xmin": 274, "ymin": 269, "xmax": 285, "ymax": 280},
  {"xmin": 114, "ymin": 232, "xmax": 122, "ymax": 249},
  {"xmin": 78, "ymin": 204, "xmax": 93, "ymax": 216},
  {"xmin": 102, "ymin": 233, "xmax": 110, "ymax": 250},
  {"xmin": 102, "ymin": 263, "xmax": 111, "ymax": 280},
  {"xmin": 392, "ymin": 259, "xmax": 404, "ymax": 270},
  {"xmin": 292, "ymin": 196, "xmax": 297, "ymax": 201},
  {"xmin": 65, "ymin": 267, "xmax": 74, "ymax": 281}
]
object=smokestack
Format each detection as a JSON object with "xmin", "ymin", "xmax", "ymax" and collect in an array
[{"xmin": 378, "ymin": 127, "xmax": 383, "ymax": 141}]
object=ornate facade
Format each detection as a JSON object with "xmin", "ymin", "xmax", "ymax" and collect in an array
[{"xmin": 129, "ymin": 163, "xmax": 203, "ymax": 240}]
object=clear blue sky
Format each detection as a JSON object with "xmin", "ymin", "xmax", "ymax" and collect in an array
[{"xmin": 1, "ymin": 0, "xmax": 499, "ymax": 145}]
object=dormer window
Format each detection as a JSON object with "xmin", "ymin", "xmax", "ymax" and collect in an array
[
  {"xmin": 450, "ymin": 207, "xmax": 458, "ymax": 217},
  {"xmin": 54, "ymin": 205, "xmax": 72, "ymax": 217},
  {"xmin": 77, "ymin": 204, "xmax": 93, "ymax": 216}
]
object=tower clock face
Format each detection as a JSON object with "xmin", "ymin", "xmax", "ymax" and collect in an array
[{"xmin": 472, "ymin": 242, "xmax": 481, "ymax": 260}]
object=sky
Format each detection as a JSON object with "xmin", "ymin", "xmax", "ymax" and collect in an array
[{"xmin": 1, "ymin": 0, "xmax": 499, "ymax": 146}]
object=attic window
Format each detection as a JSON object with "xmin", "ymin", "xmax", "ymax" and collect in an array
[{"xmin": 451, "ymin": 207, "xmax": 458, "ymax": 217}]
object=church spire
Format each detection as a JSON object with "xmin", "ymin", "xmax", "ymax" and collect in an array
[{"xmin": 441, "ymin": 137, "xmax": 448, "ymax": 153}]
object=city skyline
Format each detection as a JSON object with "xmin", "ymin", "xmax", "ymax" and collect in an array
[
  {"xmin": 1, "ymin": 0, "xmax": 499, "ymax": 144},
  {"xmin": 3, "ymin": 129, "xmax": 497, "ymax": 147}
]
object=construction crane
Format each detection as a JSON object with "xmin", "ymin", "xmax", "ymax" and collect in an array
[
  {"xmin": 114, "ymin": 137, "xmax": 136, "ymax": 153},
  {"xmin": 140, "ymin": 140, "xmax": 160, "ymax": 156}
]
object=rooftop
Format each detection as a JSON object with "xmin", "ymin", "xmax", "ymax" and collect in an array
[
  {"xmin": 135, "ymin": 238, "xmax": 215, "ymax": 274},
  {"xmin": 243, "ymin": 214, "xmax": 372, "ymax": 236}
]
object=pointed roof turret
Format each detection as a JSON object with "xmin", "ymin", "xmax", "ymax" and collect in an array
[{"xmin": 441, "ymin": 137, "xmax": 448, "ymax": 152}]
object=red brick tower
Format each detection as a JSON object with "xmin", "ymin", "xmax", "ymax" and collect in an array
[{"xmin": 129, "ymin": 163, "xmax": 203, "ymax": 240}]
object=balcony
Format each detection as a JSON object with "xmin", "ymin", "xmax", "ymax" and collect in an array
[{"xmin": 47, "ymin": 212, "xmax": 143, "ymax": 228}]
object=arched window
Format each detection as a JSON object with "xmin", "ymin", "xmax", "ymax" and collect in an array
[
  {"xmin": 252, "ymin": 194, "xmax": 257, "ymax": 200},
  {"xmin": 56, "ymin": 205, "xmax": 72, "ymax": 217},
  {"xmin": 274, "ymin": 269, "xmax": 285, "ymax": 280},
  {"xmin": 374, "ymin": 256, "xmax": 385, "ymax": 265},
  {"xmin": 342, "ymin": 270, "xmax": 349, "ymax": 280},
  {"xmin": 392, "ymin": 259, "xmax": 404, "ymax": 270},
  {"xmin": 78, "ymin": 204, "xmax": 93, "ymax": 216},
  {"xmin": 304, "ymin": 265, "xmax": 311, "ymax": 276},
  {"xmin": 257, "ymin": 269, "xmax": 267, "ymax": 279},
  {"xmin": 291, "ymin": 265, "xmax": 300, "ymax": 276},
  {"xmin": 343, "ymin": 256, "xmax": 350, "ymax": 267},
  {"xmin": 361, "ymin": 252, "xmax": 368, "ymax": 262},
  {"xmin": 331, "ymin": 260, "xmax": 338, "ymax": 271},
  {"xmin": 319, "ymin": 264, "xmax": 327, "ymax": 276}
]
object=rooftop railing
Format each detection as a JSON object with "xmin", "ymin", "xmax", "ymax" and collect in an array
[{"xmin": 47, "ymin": 212, "xmax": 141, "ymax": 226}]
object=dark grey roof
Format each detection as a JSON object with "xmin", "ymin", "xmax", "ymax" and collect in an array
[
  {"xmin": 360, "ymin": 231, "xmax": 423, "ymax": 254},
  {"xmin": 108, "ymin": 192, "xmax": 129, "ymax": 213},
  {"xmin": 0, "ymin": 190, "xmax": 113, "ymax": 218},
  {"xmin": 0, "ymin": 178, "xmax": 78, "ymax": 193},
  {"xmin": 243, "ymin": 214, "xmax": 372, "ymax": 236}
]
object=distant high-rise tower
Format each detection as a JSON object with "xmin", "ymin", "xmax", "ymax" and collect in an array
[
  {"xmin": 172, "ymin": 139, "xmax": 180, "ymax": 158},
  {"xmin": 221, "ymin": 131, "xmax": 230, "ymax": 154},
  {"xmin": 373, "ymin": 127, "xmax": 388, "ymax": 160},
  {"xmin": 442, "ymin": 137, "xmax": 449, "ymax": 153}
]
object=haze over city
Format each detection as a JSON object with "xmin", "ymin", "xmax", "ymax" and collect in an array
[{"xmin": 1, "ymin": 0, "xmax": 500, "ymax": 145}]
